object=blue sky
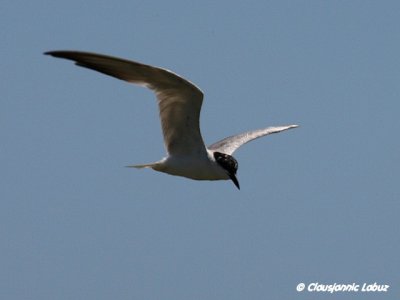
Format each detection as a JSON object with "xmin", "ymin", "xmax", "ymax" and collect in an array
[{"xmin": 2, "ymin": 1, "xmax": 399, "ymax": 299}]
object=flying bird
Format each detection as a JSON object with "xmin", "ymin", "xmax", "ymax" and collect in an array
[{"xmin": 45, "ymin": 50, "xmax": 298, "ymax": 189}]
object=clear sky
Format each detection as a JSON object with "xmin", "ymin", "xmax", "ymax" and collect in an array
[{"xmin": 2, "ymin": 1, "xmax": 399, "ymax": 299}]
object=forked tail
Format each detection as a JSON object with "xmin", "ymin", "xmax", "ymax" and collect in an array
[
  {"xmin": 125, "ymin": 161, "xmax": 163, "ymax": 171},
  {"xmin": 126, "ymin": 163, "xmax": 156, "ymax": 169}
]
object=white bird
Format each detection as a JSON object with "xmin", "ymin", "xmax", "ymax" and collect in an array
[{"xmin": 45, "ymin": 51, "xmax": 298, "ymax": 189}]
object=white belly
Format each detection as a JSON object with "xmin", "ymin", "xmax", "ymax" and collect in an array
[{"xmin": 153, "ymin": 154, "xmax": 230, "ymax": 181}]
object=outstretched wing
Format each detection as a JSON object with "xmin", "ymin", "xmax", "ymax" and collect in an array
[
  {"xmin": 45, "ymin": 51, "xmax": 207, "ymax": 156},
  {"xmin": 208, "ymin": 125, "xmax": 298, "ymax": 155}
]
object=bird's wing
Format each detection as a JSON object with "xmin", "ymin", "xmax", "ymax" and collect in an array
[
  {"xmin": 208, "ymin": 125, "xmax": 298, "ymax": 155},
  {"xmin": 45, "ymin": 51, "xmax": 207, "ymax": 156}
]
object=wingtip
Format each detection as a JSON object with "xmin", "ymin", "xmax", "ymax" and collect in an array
[{"xmin": 284, "ymin": 124, "xmax": 299, "ymax": 130}]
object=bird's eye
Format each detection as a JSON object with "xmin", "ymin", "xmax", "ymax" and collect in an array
[{"xmin": 213, "ymin": 152, "xmax": 238, "ymax": 174}]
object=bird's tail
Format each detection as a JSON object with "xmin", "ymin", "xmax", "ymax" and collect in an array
[
  {"xmin": 126, "ymin": 163, "xmax": 156, "ymax": 169},
  {"xmin": 125, "ymin": 161, "xmax": 163, "ymax": 170}
]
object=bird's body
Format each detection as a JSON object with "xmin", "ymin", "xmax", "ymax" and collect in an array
[
  {"xmin": 142, "ymin": 150, "xmax": 230, "ymax": 181},
  {"xmin": 45, "ymin": 50, "xmax": 298, "ymax": 189}
]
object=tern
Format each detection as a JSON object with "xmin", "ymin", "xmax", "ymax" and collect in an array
[{"xmin": 45, "ymin": 50, "xmax": 298, "ymax": 189}]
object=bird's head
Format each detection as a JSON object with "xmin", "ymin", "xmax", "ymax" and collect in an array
[{"xmin": 213, "ymin": 152, "xmax": 240, "ymax": 190}]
